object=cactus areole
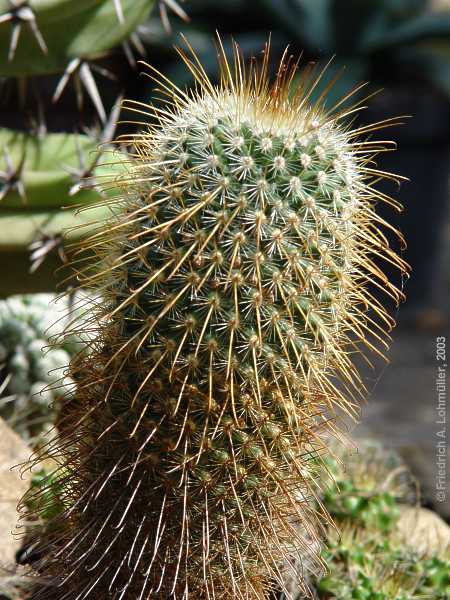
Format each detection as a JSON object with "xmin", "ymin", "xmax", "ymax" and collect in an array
[{"xmin": 24, "ymin": 40, "xmax": 407, "ymax": 599}]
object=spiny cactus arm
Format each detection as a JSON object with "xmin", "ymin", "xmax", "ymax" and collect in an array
[
  {"xmin": 159, "ymin": 0, "xmax": 189, "ymax": 33},
  {"xmin": 0, "ymin": 0, "xmax": 156, "ymax": 75},
  {"xmin": 0, "ymin": 129, "xmax": 126, "ymax": 210},
  {"xmin": 0, "ymin": 140, "xmax": 26, "ymax": 202},
  {"xmin": 21, "ymin": 39, "xmax": 408, "ymax": 600},
  {"xmin": 0, "ymin": 1, "xmax": 103, "ymax": 21},
  {"xmin": 0, "ymin": 204, "xmax": 114, "ymax": 252}
]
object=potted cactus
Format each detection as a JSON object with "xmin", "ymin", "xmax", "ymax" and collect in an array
[{"xmin": 21, "ymin": 39, "xmax": 407, "ymax": 598}]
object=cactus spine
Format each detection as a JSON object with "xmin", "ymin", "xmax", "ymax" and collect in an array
[{"xmin": 24, "ymin": 40, "xmax": 408, "ymax": 599}]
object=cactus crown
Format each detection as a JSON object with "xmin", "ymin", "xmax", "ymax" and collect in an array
[{"xmin": 24, "ymin": 39, "xmax": 407, "ymax": 600}]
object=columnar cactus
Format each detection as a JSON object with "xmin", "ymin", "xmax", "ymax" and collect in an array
[{"xmin": 24, "ymin": 41, "xmax": 407, "ymax": 599}]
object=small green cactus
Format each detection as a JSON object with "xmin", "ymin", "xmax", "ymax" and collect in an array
[
  {"xmin": 317, "ymin": 526, "xmax": 450, "ymax": 599},
  {"xmin": 0, "ymin": 293, "xmax": 88, "ymax": 442},
  {"xmin": 23, "ymin": 41, "xmax": 407, "ymax": 599}
]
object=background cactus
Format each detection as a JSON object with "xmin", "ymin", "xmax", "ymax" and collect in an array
[
  {"xmin": 0, "ymin": 124, "xmax": 126, "ymax": 277},
  {"xmin": 0, "ymin": 0, "xmax": 189, "ymax": 296},
  {"xmin": 0, "ymin": 127, "xmax": 125, "ymax": 209},
  {"xmin": 0, "ymin": 0, "xmax": 154, "ymax": 78},
  {"xmin": 0, "ymin": 292, "xmax": 91, "ymax": 443},
  {"xmin": 0, "ymin": 566, "xmax": 35, "ymax": 600},
  {"xmin": 23, "ymin": 40, "xmax": 407, "ymax": 599}
]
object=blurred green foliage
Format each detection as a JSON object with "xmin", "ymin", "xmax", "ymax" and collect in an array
[
  {"xmin": 303, "ymin": 443, "xmax": 450, "ymax": 599},
  {"xmin": 259, "ymin": 0, "xmax": 450, "ymax": 105}
]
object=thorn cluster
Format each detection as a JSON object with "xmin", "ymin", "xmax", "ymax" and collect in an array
[
  {"xmin": 0, "ymin": 143, "xmax": 26, "ymax": 202},
  {"xmin": 22, "ymin": 39, "xmax": 408, "ymax": 600},
  {"xmin": 0, "ymin": 0, "xmax": 154, "ymax": 122},
  {"xmin": 0, "ymin": 1, "xmax": 47, "ymax": 61}
]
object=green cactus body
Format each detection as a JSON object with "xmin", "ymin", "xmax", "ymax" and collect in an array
[
  {"xmin": 0, "ymin": 0, "xmax": 155, "ymax": 76},
  {"xmin": 24, "ymin": 42, "xmax": 407, "ymax": 599},
  {"xmin": 0, "ymin": 0, "xmax": 105, "ymax": 21},
  {"xmin": 0, "ymin": 129, "xmax": 128, "ymax": 256},
  {"xmin": 0, "ymin": 293, "xmax": 84, "ymax": 442},
  {"xmin": 0, "ymin": 129, "xmax": 124, "ymax": 210}
]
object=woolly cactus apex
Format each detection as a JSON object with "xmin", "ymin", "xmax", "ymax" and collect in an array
[{"xmin": 22, "ymin": 39, "xmax": 408, "ymax": 599}]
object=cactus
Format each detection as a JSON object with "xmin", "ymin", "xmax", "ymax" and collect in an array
[
  {"xmin": 0, "ymin": 292, "xmax": 90, "ymax": 442},
  {"xmin": 308, "ymin": 442, "xmax": 450, "ymax": 600},
  {"xmin": 0, "ymin": 125, "xmax": 126, "ymax": 251},
  {"xmin": 0, "ymin": 0, "xmax": 154, "ymax": 76},
  {"xmin": 0, "ymin": 124, "xmax": 126, "ymax": 289},
  {"xmin": 0, "ymin": 1, "xmax": 172, "ymax": 295},
  {"xmin": 0, "ymin": 565, "xmax": 35, "ymax": 600},
  {"xmin": 23, "ymin": 40, "xmax": 408, "ymax": 599},
  {"xmin": 0, "ymin": 0, "xmax": 157, "ymax": 123},
  {"xmin": 0, "ymin": 128, "xmax": 125, "ymax": 209},
  {"xmin": 317, "ymin": 528, "xmax": 450, "ymax": 600}
]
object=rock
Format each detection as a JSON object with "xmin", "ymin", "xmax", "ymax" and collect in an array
[
  {"xmin": 0, "ymin": 564, "xmax": 32, "ymax": 599},
  {"xmin": 0, "ymin": 417, "xmax": 31, "ymax": 567},
  {"xmin": 396, "ymin": 505, "xmax": 450, "ymax": 557}
]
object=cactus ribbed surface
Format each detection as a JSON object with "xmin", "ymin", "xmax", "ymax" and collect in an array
[
  {"xmin": 0, "ymin": 129, "xmax": 122, "ymax": 209},
  {"xmin": 24, "ymin": 42, "xmax": 407, "ymax": 599}
]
